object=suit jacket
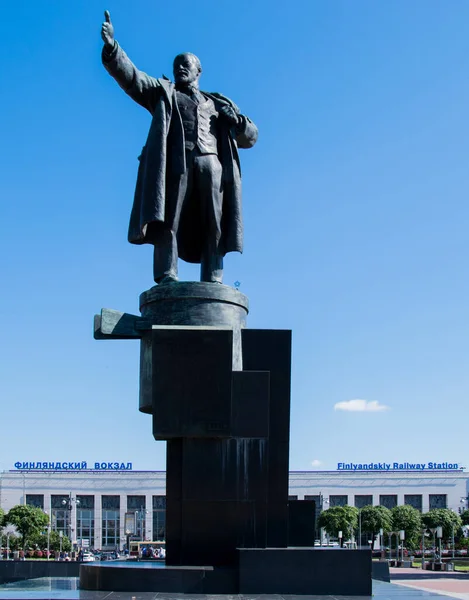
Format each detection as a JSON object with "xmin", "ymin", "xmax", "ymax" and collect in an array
[{"xmin": 102, "ymin": 43, "xmax": 258, "ymax": 263}]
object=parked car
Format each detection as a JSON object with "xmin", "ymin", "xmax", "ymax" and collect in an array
[
  {"xmin": 82, "ymin": 552, "xmax": 95, "ymax": 562},
  {"xmin": 100, "ymin": 552, "xmax": 116, "ymax": 561}
]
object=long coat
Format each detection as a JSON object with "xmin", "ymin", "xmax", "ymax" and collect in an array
[{"xmin": 103, "ymin": 44, "xmax": 258, "ymax": 263}]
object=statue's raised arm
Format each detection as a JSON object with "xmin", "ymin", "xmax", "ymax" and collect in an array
[{"xmin": 101, "ymin": 10, "xmax": 161, "ymax": 113}]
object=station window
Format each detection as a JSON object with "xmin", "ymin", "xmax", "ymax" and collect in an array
[
  {"xmin": 25, "ymin": 494, "xmax": 44, "ymax": 509},
  {"xmin": 404, "ymin": 494, "xmax": 422, "ymax": 511},
  {"xmin": 101, "ymin": 495, "xmax": 120, "ymax": 549},
  {"xmin": 51, "ymin": 495, "xmax": 70, "ymax": 538},
  {"xmin": 152, "ymin": 496, "xmax": 166, "ymax": 540},
  {"xmin": 354, "ymin": 495, "xmax": 373, "ymax": 509},
  {"xmin": 77, "ymin": 495, "xmax": 95, "ymax": 548},
  {"xmin": 127, "ymin": 496, "xmax": 146, "ymax": 540},
  {"xmin": 330, "ymin": 495, "xmax": 348, "ymax": 507},
  {"xmin": 429, "ymin": 494, "xmax": 447, "ymax": 509},
  {"xmin": 379, "ymin": 495, "xmax": 397, "ymax": 509},
  {"xmin": 288, "ymin": 495, "xmax": 298, "ymax": 501}
]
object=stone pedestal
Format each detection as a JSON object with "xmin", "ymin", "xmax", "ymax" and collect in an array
[
  {"xmin": 90, "ymin": 283, "xmax": 373, "ymax": 593},
  {"xmin": 94, "ymin": 282, "xmax": 290, "ymax": 569},
  {"xmin": 139, "ymin": 283, "xmax": 248, "ymax": 414}
]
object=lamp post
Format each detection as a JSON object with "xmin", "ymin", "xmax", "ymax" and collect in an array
[
  {"xmin": 399, "ymin": 530, "xmax": 405, "ymax": 563},
  {"xmin": 62, "ymin": 492, "xmax": 80, "ymax": 552},
  {"xmin": 44, "ymin": 512, "xmax": 51, "ymax": 561},
  {"xmin": 47, "ymin": 525, "xmax": 51, "ymax": 561},
  {"xmin": 421, "ymin": 529, "xmax": 427, "ymax": 570},
  {"xmin": 136, "ymin": 507, "xmax": 148, "ymax": 542},
  {"xmin": 358, "ymin": 510, "xmax": 362, "ymax": 550},
  {"xmin": 436, "ymin": 526, "xmax": 443, "ymax": 565},
  {"xmin": 452, "ymin": 523, "xmax": 455, "ymax": 561},
  {"xmin": 319, "ymin": 495, "xmax": 329, "ymax": 546},
  {"xmin": 429, "ymin": 528, "xmax": 437, "ymax": 565},
  {"xmin": 389, "ymin": 531, "xmax": 399, "ymax": 562}
]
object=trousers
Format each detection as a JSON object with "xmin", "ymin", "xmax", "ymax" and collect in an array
[{"xmin": 153, "ymin": 150, "xmax": 224, "ymax": 283}]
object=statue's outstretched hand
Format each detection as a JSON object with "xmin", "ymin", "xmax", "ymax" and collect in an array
[{"xmin": 101, "ymin": 10, "xmax": 115, "ymax": 48}]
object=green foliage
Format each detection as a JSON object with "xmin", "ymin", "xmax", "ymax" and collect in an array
[
  {"xmin": 0, "ymin": 508, "xmax": 4, "ymax": 526},
  {"xmin": 391, "ymin": 505, "xmax": 422, "ymax": 548},
  {"xmin": 318, "ymin": 505, "xmax": 358, "ymax": 545},
  {"xmin": 359, "ymin": 505, "xmax": 392, "ymax": 546},
  {"xmin": 457, "ymin": 537, "xmax": 469, "ymax": 550},
  {"xmin": 4, "ymin": 505, "xmax": 49, "ymax": 550},
  {"xmin": 460, "ymin": 509, "xmax": 469, "ymax": 526},
  {"xmin": 31, "ymin": 530, "xmax": 71, "ymax": 552},
  {"xmin": 422, "ymin": 509, "xmax": 462, "ymax": 541}
]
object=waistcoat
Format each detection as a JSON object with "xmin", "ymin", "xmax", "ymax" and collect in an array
[{"xmin": 176, "ymin": 91, "xmax": 219, "ymax": 155}]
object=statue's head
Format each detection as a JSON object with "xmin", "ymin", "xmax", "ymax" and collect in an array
[{"xmin": 173, "ymin": 53, "xmax": 202, "ymax": 86}]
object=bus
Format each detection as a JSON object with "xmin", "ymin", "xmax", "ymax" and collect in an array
[{"xmin": 129, "ymin": 540, "xmax": 165, "ymax": 559}]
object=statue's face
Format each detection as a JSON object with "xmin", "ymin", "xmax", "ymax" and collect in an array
[{"xmin": 173, "ymin": 54, "xmax": 201, "ymax": 85}]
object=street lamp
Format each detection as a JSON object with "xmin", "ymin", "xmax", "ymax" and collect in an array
[
  {"xmin": 319, "ymin": 495, "xmax": 329, "ymax": 546},
  {"xmin": 61, "ymin": 492, "xmax": 80, "ymax": 551},
  {"xmin": 389, "ymin": 531, "xmax": 399, "ymax": 563},
  {"xmin": 436, "ymin": 526, "xmax": 443, "ymax": 565},
  {"xmin": 429, "ymin": 528, "xmax": 437, "ymax": 564},
  {"xmin": 136, "ymin": 507, "xmax": 149, "ymax": 542},
  {"xmin": 421, "ymin": 528, "xmax": 428, "ymax": 570},
  {"xmin": 452, "ymin": 522, "xmax": 455, "ymax": 561},
  {"xmin": 44, "ymin": 511, "xmax": 51, "ymax": 561},
  {"xmin": 449, "ymin": 508, "xmax": 457, "ymax": 560},
  {"xmin": 399, "ymin": 530, "xmax": 405, "ymax": 563},
  {"xmin": 46, "ymin": 524, "xmax": 51, "ymax": 561},
  {"xmin": 358, "ymin": 510, "xmax": 362, "ymax": 550}
]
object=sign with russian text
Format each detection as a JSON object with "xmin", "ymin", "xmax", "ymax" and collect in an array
[{"xmin": 13, "ymin": 461, "xmax": 133, "ymax": 471}]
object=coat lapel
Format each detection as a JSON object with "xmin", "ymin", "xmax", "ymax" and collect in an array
[{"xmin": 158, "ymin": 78, "xmax": 175, "ymax": 108}]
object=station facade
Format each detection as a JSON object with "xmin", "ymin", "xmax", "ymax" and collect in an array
[{"xmin": 1, "ymin": 467, "xmax": 467, "ymax": 550}]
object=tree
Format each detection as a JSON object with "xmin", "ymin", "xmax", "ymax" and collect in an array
[
  {"xmin": 422, "ymin": 509, "xmax": 462, "ymax": 542},
  {"xmin": 391, "ymin": 505, "xmax": 422, "ymax": 550},
  {"xmin": 317, "ymin": 506, "xmax": 358, "ymax": 547},
  {"xmin": 460, "ymin": 509, "xmax": 469, "ymax": 526},
  {"xmin": 4, "ymin": 505, "xmax": 49, "ymax": 550},
  {"xmin": 31, "ymin": 530, "xmax": 71, "ymax": 553},
  {"xmin": 360, "ymin": 505, "xmax": 392, "ymax": 548}
]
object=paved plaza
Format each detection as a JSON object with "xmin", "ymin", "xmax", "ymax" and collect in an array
[
  {"xmin": 0, "ymin": 577, "xmax": 468, "ymax": 600},
  {"xmin": 390, "ymin": 567, "xmax": 469, "ymax": 600}
]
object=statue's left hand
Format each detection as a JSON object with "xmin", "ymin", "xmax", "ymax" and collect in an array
[{"xmin": 219, "ymin": 104, "xmax": 239, "ymax": 125}]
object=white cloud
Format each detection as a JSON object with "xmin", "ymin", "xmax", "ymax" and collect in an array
[
  {"xmin": 334, "ymin": 399, "xmax": 390, "ymax": 412},
  {"xmin": 311, "ymin": 459, "xmax": 322, "ymax": 467}
]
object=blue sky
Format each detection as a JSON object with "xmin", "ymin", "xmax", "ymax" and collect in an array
[{"xmin": 1, "ymin": 0, "xmax": 468, "ymax": 474}]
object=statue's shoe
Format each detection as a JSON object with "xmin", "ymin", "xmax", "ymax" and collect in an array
[{"xmin": 158, "ymin": 275, "xmax": 179, "ymax": 285}]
